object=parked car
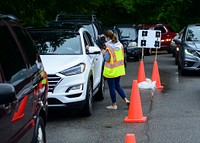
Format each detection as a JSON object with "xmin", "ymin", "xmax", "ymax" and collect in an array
[
  {"xmin": 170, "ymin": 33, "xmax": 179, "ymax": 57},
  {"xmin": 170, "ymin": 29, "xmax": 184, "ymax": 64},
  {"xmin": 175, "ymin": 24, "xmax": 200, "ymax": 75},
  {"xmin": 53, "ymin": 14, "xmax": 105, "ymax": 49},
  {"xmin": 114, "ymin": 24, "xmax": 142, "ymax": 61},
  {"xmin": 0, "ymin": 15, "xmax": 48, "ymax": 143},
  {"xmin": 138, "ymin": 24, "xmax": 177, "ymax": 53},
  {"xmin": 28, "ymin": 24, "xmax": 105, "ymax": 116}
]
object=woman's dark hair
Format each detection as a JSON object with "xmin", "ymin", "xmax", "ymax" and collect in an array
[{"xmin": 104, "ymin": 30, "xmax": 118, "ymax": 43}]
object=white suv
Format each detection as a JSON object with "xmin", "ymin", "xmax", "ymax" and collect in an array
[{"xmin": 28, "ymin": 24, "xmax": 105, "ymax": 116}]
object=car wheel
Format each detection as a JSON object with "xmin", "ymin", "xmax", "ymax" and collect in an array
[
  {"xmin": 94, "ymin": 75, "xmax": 105, "ymax": 101},
  {"xmin": 175, "ymin": 57, "xmax": 178, "ymax": 65},
  {"xmin": 80, "ymin": 80, "xmax": 93, "ymax": 116},
  {"xmin": 178, "ymin": 60, "xmax": 186, "ymax": 75},
  {"xmin": 32, "ymin": 117, "xmax": 46, "ymax": 143},
  {"xmin": 148, "ymin": 48, "xmax": 152, "ymax": 56},
  {"xmin": 167, "ymin": 49, "xmax": 171, "ymax": 54},
  {"xmin": 134, "ymin": 55, "xmax": 140, "ymax": 61}
]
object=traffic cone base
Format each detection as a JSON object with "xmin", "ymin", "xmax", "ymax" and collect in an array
[
  {"xmin": 151, "ymin": 60, "xmax": 163, "ymax": 89},
  {"xmin": 157, "ymin": 85, "xmax": 163, "ymax": 89},
  {"xmin": 124, "ymin": 116, "xmax": 147, "ymax": 123},
  {"xmin": 124, "ymin": 80, "xmax": 147, "ymax": 123},
  {"xmin": 125, "ymin": 134, "xmax": 136, "ymax": 143}
]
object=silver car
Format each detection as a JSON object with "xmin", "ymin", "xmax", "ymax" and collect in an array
[{"xmin": 175, "ymin": 24, "xmax": 200, "ymax": 75}]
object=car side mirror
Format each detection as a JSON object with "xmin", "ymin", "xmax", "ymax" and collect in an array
[
  {"xmin": 174, "ymin": 38, "xmax": 182, "ymax": 44},
  {"xmin": 0, "ymin": 83, "xmax": 16, "ymax": 105},
  {"xmin": 87, "ymin": 46, "xmax": 101, "ymax": 54}
]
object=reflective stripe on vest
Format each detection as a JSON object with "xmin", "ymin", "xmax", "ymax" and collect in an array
[{"xmin": 103, "ymin": 45, "xmax": 125, "ymax": 78}]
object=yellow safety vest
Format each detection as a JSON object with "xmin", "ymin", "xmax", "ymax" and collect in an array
[{"xmin": 103, "ymin": 45, "xmax": 125, "ymax": 78}]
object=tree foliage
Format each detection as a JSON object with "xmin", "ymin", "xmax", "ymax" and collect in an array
[{"xmin": 0, "ymin": 0, "xmax": 200, "ymax": 32}]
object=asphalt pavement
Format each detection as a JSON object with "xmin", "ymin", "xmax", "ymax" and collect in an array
[{"xmin": 46, "ymin": 52, "xmax": 200, "ymax": 143}]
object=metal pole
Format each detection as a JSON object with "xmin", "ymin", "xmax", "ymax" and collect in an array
[{"xmin": 142, "ymin": 47, "xmax": 144, "ymax": 61}]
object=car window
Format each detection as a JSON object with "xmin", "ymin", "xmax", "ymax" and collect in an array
[
  {"xmin": 0, "ymin": 26, "xmax": 28, "ymax": 86},
  {"xmin": 118, "ymin": 27, "xmax": 137, "ymax": 40},
  {"xmin": 30, "ymin": 32, "xmax": 83, "ymax": 55},
  {"xmin": 0, "ymin": 65, "xmax": 3, "ymax": 82},
  {"xmin": 84, "ymin": 32, "xmax": 94, "ymax": 47},
  {"xmin": 154, "ymin": 26, "xmax": 166, "ymax": 34},
  {"xmin": 186, "ymin": 26, "xmax": 200, "ymax": 41},
  {"xmin": 13, "ymin": 26, "xmax": 37, "ymax": 65},
  {"xmin": 13, "ymin": 26, "xmax": 42, "ymax": 72}
]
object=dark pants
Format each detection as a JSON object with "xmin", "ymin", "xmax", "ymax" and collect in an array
[{"xmin": 106, "ymin": 76, "xmax": 126, "ymax": 103}]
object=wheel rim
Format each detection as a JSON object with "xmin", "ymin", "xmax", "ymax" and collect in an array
[{"xmin": 37, "ymin": 125, "xmax": 44, "ymax": 143}]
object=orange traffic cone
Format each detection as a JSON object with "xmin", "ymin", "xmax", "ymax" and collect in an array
[
  {"xmin": 151, "ymin": 60, "xmax": 163, "ymax": 89},
  {"xmin": 125, "ymin": 134, "xmax": 136, "ymax": 143},
  {"xmin": 12, "ymin": 95, "xmax": 28, "ymax": 122},
  {"xmin": 124, "ymin": 80, "xmax": 147, "ymax": 123},
  {"xmin": 137, "ymin": 60, "xmax": 146, "ymax": 83}
]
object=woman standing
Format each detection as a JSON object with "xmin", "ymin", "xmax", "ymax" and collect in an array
[{"xmin": 102, "ymin": 30, "xmax": 130, "ymax": 110}]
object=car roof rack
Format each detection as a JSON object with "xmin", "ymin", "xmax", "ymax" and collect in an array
[
  {"xmin": 0, "ymin": 14, "xmax": 18, "ymax": 21},
  {"xmin": 45, "ymin": 21, "xmax": 83, "ymax": 32},
  {"xmin": 55, "ymin": 13, "xmax": 97, "ymax": 22}
]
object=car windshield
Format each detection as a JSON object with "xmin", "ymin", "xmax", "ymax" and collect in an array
[
  {"xmin": 30, "ymin": 32, "xmax": 82, "ymax": 55},
  {"xmin": 186, "ymin": 26, "xmax": 200, "ymax": 41},
  {"xmin": 118, "ymin": 27, "xmax": 137, "ymax": 40}
]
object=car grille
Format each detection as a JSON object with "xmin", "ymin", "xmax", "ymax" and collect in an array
[{"xmin": 47, "ymin": 74, "xmax": 62, "ymax": 92}]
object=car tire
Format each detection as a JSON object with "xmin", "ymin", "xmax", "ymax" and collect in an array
[
  {"xmin": 178, "ymin": 60, "xmax": 187, "ymax": 75},
  {"xmin": 134, "ymin": 55, "xmax": 140, "ymax": 61},
  {"xmin": 32, "ymin": 117, "xmax": 46, "ymax": 143},
  {"xmin": 167, "ymin": 49, "xmax": 171, "ymax": 54},
  {"xmin": 80, "ymin": 80, "xmax": 93, "ymax": 116},
  {"xmin": 94, "ymin": 75, "xmax": 105, "ymax": 101}
]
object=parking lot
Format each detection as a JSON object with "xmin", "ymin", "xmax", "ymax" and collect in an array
[{"xmin": 46, "ymin": 52, "xmax": 200, "ymax": 143}]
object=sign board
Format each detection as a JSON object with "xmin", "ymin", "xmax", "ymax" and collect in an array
[{"xmin": 137, "ymin": 30, "xmax": 161, "ymax": 48}]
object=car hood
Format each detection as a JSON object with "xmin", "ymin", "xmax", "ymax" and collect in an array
[
  {"xmin": 40, "ymin": 55, "xmax": 85, "ymax": 74},
  {"xmin": 185, "ymin": 41, "xmax": 200, "ymax": 50}
]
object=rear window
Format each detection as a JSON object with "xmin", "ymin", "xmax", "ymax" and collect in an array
[
  {"xmin": 118, "ymin": 27, "xmax": 137, "ymax": 40},
  {"xmin": 29, "ymin": 31, "xmax": 83, "ymax": 55},
  {"xmin": 154, "ymin": 26, "xmax": 166, "ymax": 34}
]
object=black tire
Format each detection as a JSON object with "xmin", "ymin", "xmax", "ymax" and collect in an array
[
  {"xmin": 32, "ymin": 117, "xmax": 46, "ymax": 143},
  {"xmin": 94, "ymin": 75, "xmax": 105, "ymax": 101},
  {"xmin": 80, "ymin": 80, "xmax": 93, "ymax": 116},
  {"xmin": 178, "ymin": 61, "xmax": 186, "ymax": 75},
  {"xmin": 167, "ymin": 49, "xmax": 171, "ymax": 54}
]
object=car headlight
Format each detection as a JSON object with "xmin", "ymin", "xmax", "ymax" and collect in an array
[
  {"xmin": 59, "ymin": 63, "xmax": 86, "ymax": 76},
  {"xmin": 185, "ymin": 48, "xmax": 196, "ymax": 56}
]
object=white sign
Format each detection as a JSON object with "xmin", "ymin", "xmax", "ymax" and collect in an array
[{"xmin": 137, "ymin": 30, "xmax": 161, "ymax": 48}]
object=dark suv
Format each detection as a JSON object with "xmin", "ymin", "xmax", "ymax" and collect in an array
[
  {"xmin": 114, "ymin": 24, "xmax": 142, "ymax": 61},
  {"xmin": 0, "ymin": 16, "xmax": 48, "ymax": 142}
]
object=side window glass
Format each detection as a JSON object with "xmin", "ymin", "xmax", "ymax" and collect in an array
[
  {"xmin": 0, "ymin": 27, "xmax": 28, "ymax": 86},
  {"xmin": 0, "ymin": 65, "xmax": 3, "ymax": 82},
  {"xmin": 13, "ymin": 26, "xmax": 42, "ymax": 72},
  {"xmin": 85, "ymin": 32, "xmax": 94, "ymax": 46},
  {"xmin": 83, "ymin": 34, "xmax": 89, "ymax": 52}
]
